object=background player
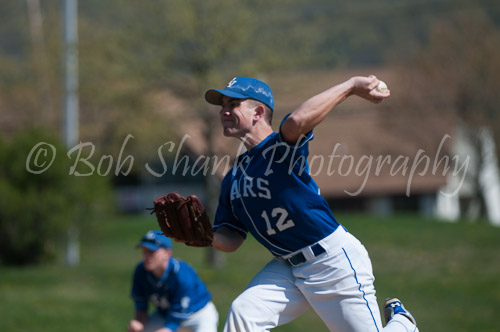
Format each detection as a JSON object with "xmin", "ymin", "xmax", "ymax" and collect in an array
[
  {"xmin": 205, "ymin": 76, "xmax": 419, "ymax": 331},
  {"xmin": 127, "ymin": 230, "xmax": 218, "ymax": 332}
]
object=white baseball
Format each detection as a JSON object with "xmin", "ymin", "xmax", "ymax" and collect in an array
[{"xmin": 376, "ymin": 81, "xmax": 388, "ymax": 93}]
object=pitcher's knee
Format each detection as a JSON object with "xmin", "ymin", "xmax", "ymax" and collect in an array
[
  {"xmin": 224, "ymin": 297, "xmax": 254, "ymax": 332},
  {"xmin": 225, "ymin": 293, "xmax": 275, "ymax": 330},
  {"xmin": 228, "ymin": 294, "xmax": 254, "ymax": 319}
]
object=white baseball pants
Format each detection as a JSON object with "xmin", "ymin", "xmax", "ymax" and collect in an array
[
  {"xmin": 223, "ymin": 227, "xmax": 419, "ymax": 332},
  {"xmin": 143, "ymin": 301, "xmax": 218, "ymax": 332}
]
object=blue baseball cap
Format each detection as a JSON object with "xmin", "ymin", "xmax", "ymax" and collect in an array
[
  {"xmin": 137, "ymin": 230, "xmax": 172, "ymax": 251},
  {"xmin": 205, "ymin": 76, "xmax": 275, "ymax": 111}
]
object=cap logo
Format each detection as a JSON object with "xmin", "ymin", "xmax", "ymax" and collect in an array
[
  {"xmin": 227, "ymin": 77, "xmax": 237, "ymax": 88},
  {"xmin": 146, "ymin": 231, "xmax": 156, "ymax": 240}
]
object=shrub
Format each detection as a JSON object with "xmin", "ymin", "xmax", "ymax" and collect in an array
[{"xmin": 0, "ymin": 129, "xmax": 112, "ymax": 265}]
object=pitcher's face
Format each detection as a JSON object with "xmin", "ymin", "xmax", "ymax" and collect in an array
[{"xmin": 219, "ymin": 97, "xmax": 257, "ymax": 138}]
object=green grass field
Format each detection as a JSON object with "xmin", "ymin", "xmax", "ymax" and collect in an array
[{"xmin": 1, "ymin": 213, "xmax": 499, "ymax": 332}]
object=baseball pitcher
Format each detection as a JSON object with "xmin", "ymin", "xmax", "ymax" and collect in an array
[{"xmin": 202, "ymin": 76, "xmax": 419, "ymax": 332}]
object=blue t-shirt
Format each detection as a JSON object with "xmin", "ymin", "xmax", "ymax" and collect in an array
[
  {"xmin": 130, "ymin": 257, "xmax": 212, "ymax": 331},
  {"xmin": 214, "ymin": 119, "xmax": 339, "ymax": 256}
]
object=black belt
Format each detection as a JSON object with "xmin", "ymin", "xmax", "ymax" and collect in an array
[{"xmin": 286, "ymin": 243, "xmax": 326, "ymax": 266}]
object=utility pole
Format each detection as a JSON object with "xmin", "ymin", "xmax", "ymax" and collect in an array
[
  {"xmin": 63, "ymin": 0, "xmax": 80, "ymax": 266},
  {"xmin": 26, "ymin": 0, "xmax": 54, "ymax": 126}
]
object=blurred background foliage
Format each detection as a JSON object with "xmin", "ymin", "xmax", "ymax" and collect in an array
[
  {"xmin": 1, "ymin": 0, "xmax": 499, "ymax": 158},
  {"xmin": 0, "ymin": 0, "xmax": 499, "ymax": 266},
  {"xmin": 0, "ymin": 129, "xmax": 111, "ymax": 265}
]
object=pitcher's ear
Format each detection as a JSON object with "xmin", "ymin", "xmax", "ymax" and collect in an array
[{"xmin": 253, "ymin": 104, "xmax": 266, "ymax": 120}]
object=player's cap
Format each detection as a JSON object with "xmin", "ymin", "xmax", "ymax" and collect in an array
[
  {"xmin": 205, "ymin": 76, "xmax": 274, "ymax": 111},
  {"xmin": 137, "ymin": 230, "xmax": 172, "ymax": 251}
]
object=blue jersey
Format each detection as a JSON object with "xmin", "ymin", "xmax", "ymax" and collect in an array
[
  {"xmin": 130, "ymin": 257, "xmax": 212, "ymax": 331},
  {"xmin": 214, "ymin": 118, "xmax": 340, "ymax": 256}
]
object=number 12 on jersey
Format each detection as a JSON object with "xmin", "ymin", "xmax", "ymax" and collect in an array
[{"xmin": 261, "ymin": 207, "xmax": 296, "ymax": 235}]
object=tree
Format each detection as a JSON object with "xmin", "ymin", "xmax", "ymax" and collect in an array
[
  {"xmin": 387, "ymin": 8, "xmax": 500, "ymax": 223},
  {"xmin": 0, "ymin": 129, "xmax": 112, "ymax": 265},
  {"xmin": 158, "ymin": 0, "xmax": 256, "ymax": 266},
  {"xmin": 388, "ymin": 9, "xmax": 500, "ymax": 154}
]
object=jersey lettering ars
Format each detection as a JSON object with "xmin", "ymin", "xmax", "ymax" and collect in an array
[{"xmin": 230, "ymin": 176, "xmax": 271, "ymax": 200}]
